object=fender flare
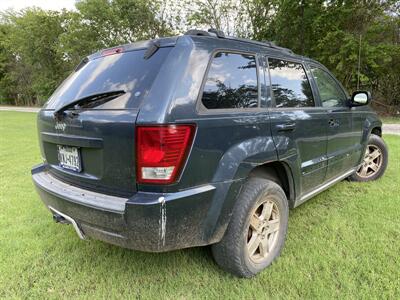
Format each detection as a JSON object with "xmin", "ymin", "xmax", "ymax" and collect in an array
[{"xmin": 203, "ymin": 136, "xmax": 296, "ymax": 243}]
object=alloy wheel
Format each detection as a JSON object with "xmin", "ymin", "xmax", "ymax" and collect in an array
[
  {"xmin": 247, "ymin": 198, "xmax": 280, "ymax": 263},
  {"xmin": 357, "ymin": 144, "xmax": 383, "ymax": 178}
]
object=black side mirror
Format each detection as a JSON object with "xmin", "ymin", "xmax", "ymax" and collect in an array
[{"xmin": 349, "ymin": 91, "xmax": 371, "ymax": 107}]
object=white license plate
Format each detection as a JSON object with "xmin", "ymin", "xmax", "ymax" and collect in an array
[{"xmin": 57, "ymin": 145, "xmax": 81, "ymax": 172}]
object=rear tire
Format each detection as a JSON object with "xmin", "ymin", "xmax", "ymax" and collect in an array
[
  {"xmin": 211, "ymin": 178, "xmax": 289, "ymax": 278},
  {"xmin": 349, "ymin": 134, "xmax": 388, "ymax": 182}
]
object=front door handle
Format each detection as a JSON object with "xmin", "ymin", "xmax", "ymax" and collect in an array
[{"xmin": 276, "ymin": 122, "xmax": 296, "ymax": 132}]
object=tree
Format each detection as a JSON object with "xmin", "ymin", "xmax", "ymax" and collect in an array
[
  {"xmin": 0, "ymin": 0, "xmax": 174, "ymax": 106},
  {"xmin": 185, "ymin": 0, "xmax": 251, "ymax": 36},
  {"xmin": 0, "ymin": 22, "xmax": 16, "ymax": 104},
  {"xmin": 0, "ymin": 8, "xmax": 68, "ymax": 105},
  {"xmin": 251, "ymin": 0, "xmax": 400, "ymax": 112},
  {"xmin": 59, "ymin": 0, "xmax": 173, "ymax": 67},
  {"xmin": 0, "ymin": 0, "xmax": 398, "ymax": 112}
]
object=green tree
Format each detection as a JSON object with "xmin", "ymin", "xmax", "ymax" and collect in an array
[
  {"xmin": 0, "ymin": 22, "xmax": 16, "ymax": 104},
  {"xmin": 0, "ymin": 8, "xmax": 68, "ymax": 105},
  {"xmin": 0, "ymin": 0, "xmax": 398, "ymax": 111},
  {"xmin": 59, "ymin": 0, "xmax": 173, "ymax": 67},
  {"xmin": 185, "ymin": 0, "xmax": 251, "ymax": 36},
  {"xmin": 0, "ymin": 0, "xmax": 174, "ymax": 105},
  {"xmin": 251, "ymin": 0, "xmax": 400, "ymax": 112}
]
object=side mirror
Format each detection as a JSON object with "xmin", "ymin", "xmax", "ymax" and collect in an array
[{"xmin": 349, "ymin": 91, "xmax": 371, "ymax": 107}]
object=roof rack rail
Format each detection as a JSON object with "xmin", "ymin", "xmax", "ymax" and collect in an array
[
  {"xmin": 208, "ymin": 28, "xmax": 225, "ymax": 38},
  {"xmin": 184, "ymin": 28, "xmax": 294, "ymax": 54},
  {"xmin": 184, "ymin": 29, "xmax": 212, "ymax": 37},
  {"xmin": 261, "ymin": 40, "xmax": 294, "ymax": 54},
  {"xmin": 184, "ymin": 28, "xmax": 225, "ymax": 38}
]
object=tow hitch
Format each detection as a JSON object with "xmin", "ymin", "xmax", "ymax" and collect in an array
[{"xmin": 49, "ymin": 206, "xmax": 86, "ymax": 240}]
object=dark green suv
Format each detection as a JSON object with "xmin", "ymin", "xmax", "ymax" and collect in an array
[{"xmin": 32, "ymin": 29, "xmax": 388, "ymax": 277}]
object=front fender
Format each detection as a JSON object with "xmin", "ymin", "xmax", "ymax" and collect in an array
[{"xmin": 359, "ymin": 116, "xmax": 382, "ymax": 165}]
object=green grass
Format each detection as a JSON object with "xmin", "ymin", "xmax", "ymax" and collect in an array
[
  {"xmin": 380, "ymin": 116, "xmax": 400, "ymax": 124},
  {"xmin": 1, "ymin": 111, "xmax": 399, "ymax": 299}
]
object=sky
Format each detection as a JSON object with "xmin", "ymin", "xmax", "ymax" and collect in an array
[{"xmin": 0, "ymin": 0, "xmax": 77, "ymax": 12}]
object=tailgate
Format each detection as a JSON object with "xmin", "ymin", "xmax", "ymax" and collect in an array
[
  {"xmin": 36, "ymin": 44, "xmax": 174, "ymax": 196},
  {"xmin": 38, "ymin": 109, "xmax": 138, "ymax": 196}
]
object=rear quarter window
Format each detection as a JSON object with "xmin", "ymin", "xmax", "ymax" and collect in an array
[
  {"xmin": 201, "ymin": 52, "xmax": 259, "ymax": 109},
  {"xmin": 45, "ymin": 47, "xmax": 172, "ymax": 109}
]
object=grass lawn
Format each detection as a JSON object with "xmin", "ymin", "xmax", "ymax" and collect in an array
[
  {"xmin": 0, "ymin": 111, "xmax": 399, "ymax": 299},
  {"xmin": 381, "ymin": 116, "xmax": 400, "ymax": 124}
]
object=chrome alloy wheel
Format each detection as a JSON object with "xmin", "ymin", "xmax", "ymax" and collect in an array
[
  {"xmin": 247, "ymin": 199, "xmax": 280, "ymax": 263},
  {"xmin": 357, "ymin": 144, "xmax": 383, "ymax": 178}
]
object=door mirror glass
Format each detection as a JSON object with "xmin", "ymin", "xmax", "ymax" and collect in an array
[{"xmin": 350, "ymin": 91, "xmax": 371, "ymax": 106}]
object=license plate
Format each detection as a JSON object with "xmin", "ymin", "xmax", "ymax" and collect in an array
[{"xmin": 57, "ymin": 145, "xmax": 81, "ymax": 172}]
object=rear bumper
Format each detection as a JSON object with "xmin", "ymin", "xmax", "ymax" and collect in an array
[{"xmin": 31, "ymin": 164, "xmax": 218, "ymax": 252}]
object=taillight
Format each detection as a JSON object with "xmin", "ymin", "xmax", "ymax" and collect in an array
[
  {"xmin": 101, "ymin": 47, "xmax": 124, "ymax": 56},
  {"xmin": 136, "ymin": 125, "xmax": 195, "ymax": 184}
]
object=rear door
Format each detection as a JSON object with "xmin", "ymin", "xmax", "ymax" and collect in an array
[
  {"xmin": 38, "ymin": 47, "xmax": 172, "ymax": 196},
  {"xmin": 266, "ymin": 57, "xmax": 328, "ymax": 198},
  {"xmin": 308, "ymin": 65, "xmax": 358, "ymax": 180}
]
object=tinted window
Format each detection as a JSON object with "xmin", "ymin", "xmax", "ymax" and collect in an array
[
  {"xmin": 310, "ymin": 66, "xmax": 347, "ymax": 107},
  {"xmin": 46, "ymin": 48, "xmax": 171, "ymax": 109},
  {"xmin": 268, "ymin": 58, "xmax": 314, "ymax": 108},
  {"xmin": 202, "ymin": 52, "xmax": 258, "ymax": 109}
]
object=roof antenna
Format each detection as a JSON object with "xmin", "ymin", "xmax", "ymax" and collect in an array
[{"xmin": 357, "ymin": 34, "xmax": 362, "ymax": 90}]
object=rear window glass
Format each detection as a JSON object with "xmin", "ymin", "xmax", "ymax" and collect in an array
[
  {"xmin": 268, "ymin": 58, "xmax": 314, "ymax": 108},
  {"xmin": 201, "ymin": 52, "xmax": 258, "ymax": 109},
  {"xmin": 46, "ymin": 48, "xmax": 171, "ymax": 109}
]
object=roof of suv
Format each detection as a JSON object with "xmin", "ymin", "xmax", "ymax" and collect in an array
[
  {"xmin": 185, "ymin": 29, "xmax": 295, "ymax": 54},
  {"xmin": 91, "ymin": 28, "xmax": 319, "ymax": 66}
]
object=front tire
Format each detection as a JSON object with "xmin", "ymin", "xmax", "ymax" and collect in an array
[
  {"xmin": 211, "ymin": 178, "xmax": 289, "ymax": 278},
  {"xmin": 349, "ymin": 134, "xmax": 388, "ymax": 182}
]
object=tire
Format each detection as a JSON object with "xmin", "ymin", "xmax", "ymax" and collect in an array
[
  {"xmin": 211, "ymin": 177, "xmax": 289, "ymax": 278},
  {"xmin": 349, "ymin": 134, "xmax": 388, "ymax": 182}
]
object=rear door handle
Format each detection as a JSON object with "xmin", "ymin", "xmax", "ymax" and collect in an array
[
  {"xmin": 328, "ymin": 118, "xmax": 340, "ymax": 128},
  {"xmin": 276, "ymin": 122, "xmax": 296, "ymax": 132}
]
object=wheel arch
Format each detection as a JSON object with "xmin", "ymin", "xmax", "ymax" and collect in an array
[
  {"xmin": 371, "ymin": 126, "xmax": 382, "ymax": 137},
  {"xmin": 358, "ymin": 117, "xmax": 382, "ymax": 167},
  {"xmin": 247, "ymin": 161, "xmax": 295, "ymax": 208},
  {"xmin": 206, "ymin": 160, "xmax": 296, "ymax": 245}
]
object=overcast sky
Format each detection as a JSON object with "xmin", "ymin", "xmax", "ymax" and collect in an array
[{"xmin": 0, "ymin": 0, "xmax": 77, "ymax": 12}]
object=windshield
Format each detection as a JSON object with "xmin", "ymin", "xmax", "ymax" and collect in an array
[{"xmin": 45, "ymin": 47, "xmax": 172, "ymax": 109}]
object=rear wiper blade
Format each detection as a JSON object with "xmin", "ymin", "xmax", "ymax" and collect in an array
[{"xmin": 53, "ymin": 90, "xmax": 125, "ymax": 120}]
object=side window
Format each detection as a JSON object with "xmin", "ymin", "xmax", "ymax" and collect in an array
[
  {"xmin": 201, "ymin": 52, "xmax": 258, "ymax": 109},
  {"xmin": 268, "ymin": 58, "xmax": 315, "ymax": 108},
  {"xmin": 310, "ymin": 66, "xmax": 347, "ymax": 107}
]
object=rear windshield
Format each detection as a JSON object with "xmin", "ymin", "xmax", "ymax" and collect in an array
[{"xmin": 45, "ymin": 47, "xmax": 172, "ymax": 109}]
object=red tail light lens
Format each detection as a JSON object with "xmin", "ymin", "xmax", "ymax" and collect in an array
[
  {"xmin": 101, "ymin": 47, "xmax": 124, "ymax": 57},
  {"xmin": 136, "ymin": 125, "xmax": 195, "ymax": 184}
]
